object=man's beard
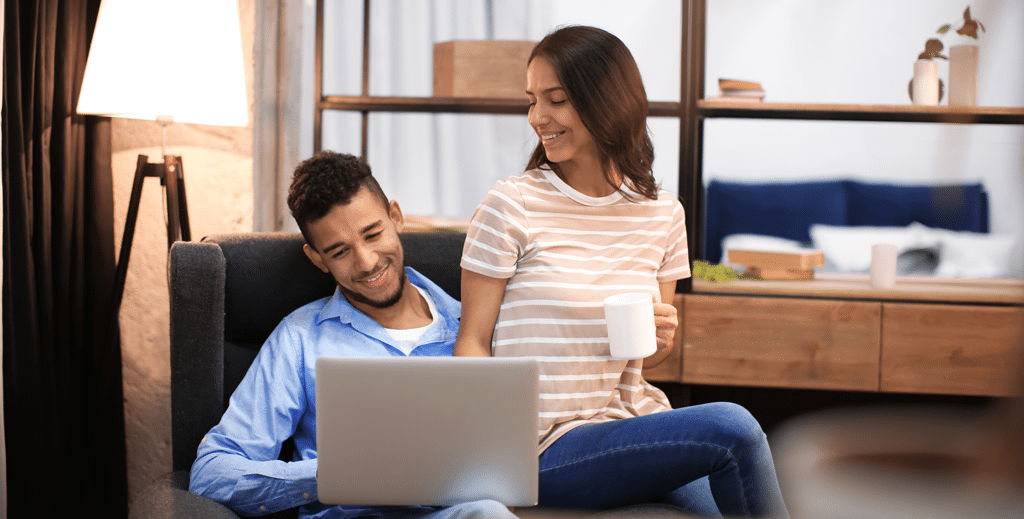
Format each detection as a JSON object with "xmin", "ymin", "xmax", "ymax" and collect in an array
[{"xmin": 340, "ymin": 266, "xmax": 408, "ymax": 309}]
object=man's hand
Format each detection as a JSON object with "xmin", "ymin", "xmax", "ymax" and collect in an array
[{"xmin": 644, "ymin": 302, "xmax": 679, "ymax": 368}]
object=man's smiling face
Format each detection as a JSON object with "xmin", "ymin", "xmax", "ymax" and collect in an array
[{"xmin": 302, "ymin": 186, "xmax": 407, "ymax": 312}]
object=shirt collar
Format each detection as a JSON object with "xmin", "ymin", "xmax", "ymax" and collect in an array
[
  {"xmin": 315, "ymin": 266, "xmax": 460, "ymax": 346},
  {"xmin": 539, "ymin": 167, "xmax": 641, "ymax": 206}
]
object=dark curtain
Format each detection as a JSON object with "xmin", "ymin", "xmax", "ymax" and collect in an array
[{"xmin": 2, "ymin": 0, "xmax": 126, "ymax": 517}]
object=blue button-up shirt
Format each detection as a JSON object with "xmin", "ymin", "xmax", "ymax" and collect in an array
[{"xmin": 189, "ymin": 267, "xmax": 461, "ymax": 518}]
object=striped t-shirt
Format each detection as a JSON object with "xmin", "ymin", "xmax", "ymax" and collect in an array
[{"xmin": 461, "ymin": 168, "xmax": 691, "ymax": 451}]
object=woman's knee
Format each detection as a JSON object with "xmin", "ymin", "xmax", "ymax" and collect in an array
[{"xmin": 697, "ymin": 402, "xmax": 766, "ymax": 447}]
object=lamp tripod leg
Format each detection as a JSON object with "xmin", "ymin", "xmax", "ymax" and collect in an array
[
  {"xmin": 112, "ymin": 155, "xmax": 151, "ymax": 311},
  {"xmin": 112, "ymin": 154, "xmax": 191, "ymax": 311},
  {"xmin": 164, "ymin": 157, "xmax": 182, "ymax": 248},
  {"xmin": 167, "ymin": 155, "xmax": 191, "ymax": 242}
]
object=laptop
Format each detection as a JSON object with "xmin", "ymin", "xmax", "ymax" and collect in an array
[{"xmin": 315, "ymin": 356, "xmax": 540, "ymax": 507}]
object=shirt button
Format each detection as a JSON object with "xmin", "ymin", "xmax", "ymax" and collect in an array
[
  {"xmin": 259, "ymin": 506, "xmax": 266, "ymax": 512},
  {"xmin": 303, "ymin": 492, "xmax": 310, "ymax": 500}
]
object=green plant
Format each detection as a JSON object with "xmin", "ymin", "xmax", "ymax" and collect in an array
[
  {"xmin": 692, "ymin": 260, "xmax": 739, "ymax": 283},
  {"xmin": 919, "ymin": 6, "xmax": 986, "ymax": 60},
  {"xmin": 937, "ymin": 6, "xmax": 986, "ymax": 39},
  {"xmin": 918, "ymin": 38, "xmax": 947, "ymax": 60}
]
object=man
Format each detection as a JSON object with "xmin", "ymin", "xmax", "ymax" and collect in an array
[{"xmin": 188, "ymin": 151, "xmax": 517, "ymax": 519}]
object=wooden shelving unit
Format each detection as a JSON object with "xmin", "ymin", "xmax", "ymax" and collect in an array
[
  {"xmin": 698, "ymin": 100, "xmax": 1024, "ymax": 125},
  {"xmin": 318, "ymin": 95, "xmax": 684, "ymax": 117},
  {"xmin": 313, "ymin": 0, "xmax": 698, "ymax": 172},
  {"xmin": 675, "ymin": 3, "xmax": 1024, "ymax": 398},
  {"xmin": 693, "ymin": 274, "xmax": 1024, "ymax": 305}
]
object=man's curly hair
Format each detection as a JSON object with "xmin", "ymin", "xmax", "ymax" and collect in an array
[{"xmin": 287, "ymin": 151, "xmax": 389, "ymax": 246}]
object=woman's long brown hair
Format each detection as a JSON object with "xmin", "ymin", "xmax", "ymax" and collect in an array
[{"xmin": 526, "ymin": 25, "xmax": 658, "ymax": 200}]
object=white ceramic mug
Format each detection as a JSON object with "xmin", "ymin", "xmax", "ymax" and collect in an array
[{"xmin": 603, "ymin": 292, "xmax": 657, "ymax": 360}]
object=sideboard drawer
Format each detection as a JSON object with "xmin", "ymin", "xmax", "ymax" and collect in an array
[
  {"xmin": 881, "ymin": 303, "xmax": 1024, "ymax": 396},
  {"xmin": 682, "ymin": 295, "xmax": 881, "ymax": 391}
]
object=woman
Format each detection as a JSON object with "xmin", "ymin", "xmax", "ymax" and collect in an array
[{"xmin": 455, "ymin": 25, "xmax": 788, "ymax": 518}]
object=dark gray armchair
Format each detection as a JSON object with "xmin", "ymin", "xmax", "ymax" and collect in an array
[{"xmin": 129, "ymin": 232, "xmax": 466, "ymax": 519}]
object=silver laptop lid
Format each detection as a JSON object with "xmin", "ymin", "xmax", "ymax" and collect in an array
[{"xmin": 316, "ymin": 356, "xmax": 539, "ymax": 507}]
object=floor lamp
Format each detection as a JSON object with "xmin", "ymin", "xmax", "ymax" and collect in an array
[{"xmin": 75, "ymin": 0, "xmax": 248, "ymax": 310}]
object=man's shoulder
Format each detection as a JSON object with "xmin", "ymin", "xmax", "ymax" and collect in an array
[{"xmin": 276, "ymin": 292, "xmax": 336, "ymax": 328}]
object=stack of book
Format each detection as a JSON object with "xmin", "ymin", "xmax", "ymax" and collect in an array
[
  {"xmin": 727, "ymin": 249, "xmax": 824, "ymax": 280},
  {"xmin": 707, "ymin": 79, "xmax": 765, "ymax": 102}
]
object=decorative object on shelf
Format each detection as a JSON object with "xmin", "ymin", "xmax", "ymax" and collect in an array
[
  {"xmin": 692, "ymin": 260, "xmax": 740, "ymax": 283},
  {"xmin": 948, "ymin": 44, "xmax": 979, "ymax": 106},
  {"xmin": 707, "ymin": 78, "xmax": 765, "ymax": 102},
  {"xmin": 726, "ymin": 249, "xmax": 825, "ymax": 281},
  {"xmin": 937, "ymin": 6, "xmax": 986, "ymax": 106},
  {"xmin": 909, "ymin": 39, "xmax": 944, "ymax": 105},
  {"xmin": 869, "ymin": 243, "xmax": 898, "ymax": 289},
  {"xmin": 433, "ymin": 40, "xmax": 537, "ymax": 98},
  {"xmin": 911, "ymin": 60, "xmax": 940, "ymax": 106}
]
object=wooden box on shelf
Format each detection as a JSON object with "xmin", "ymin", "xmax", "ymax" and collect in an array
[{"xmin": 433, "ymin": 40, "xmax": 536, "ymax": 98}]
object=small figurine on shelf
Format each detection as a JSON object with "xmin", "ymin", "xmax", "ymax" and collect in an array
[{"xmin": 937, "ymin": 6, "xmax": 986, "ymax": 106}]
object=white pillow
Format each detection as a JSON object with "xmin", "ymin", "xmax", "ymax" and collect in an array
[
  {"xmin": 809, "ymin": 223, "xmax": 1021, "ymax": 278},
  {"xmin": 809, "ymin": 223, "xmax": 940, "ymax": 273},
  {"xmin": 932, "ymin": 229, "xmax": 1020, "ymax": 278}
]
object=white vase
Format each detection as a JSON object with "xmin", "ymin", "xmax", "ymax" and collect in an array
[
  {"xmin": 911, "ymin": 59, "xmax": 939, "ymax": 106},
  {"xmin": 949, "ymin": 44, "xmax": 979, "ymax": 106}
]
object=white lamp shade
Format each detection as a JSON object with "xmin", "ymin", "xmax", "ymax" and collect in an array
[{"xmin": 76, "ymin": 0, "xmax": 248, "ymax": 127}]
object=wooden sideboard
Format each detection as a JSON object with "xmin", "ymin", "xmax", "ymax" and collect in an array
[{"xmin": 642, "ymin": 275, "xmax": 1024, "ymax": 397}]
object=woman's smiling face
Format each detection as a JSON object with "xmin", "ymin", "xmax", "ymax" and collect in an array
[{"xmin": 526, "ymin": 55, "xmax": 600, "ymax": 174}]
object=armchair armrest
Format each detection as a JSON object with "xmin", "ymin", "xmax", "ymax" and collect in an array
[
  {"xmin": 169, "ymin": 241, "xmax": 227, "ymax": 472},
  {"xmin": 129, "ymin": 470, "xmax": 239, "ymax": 519}
]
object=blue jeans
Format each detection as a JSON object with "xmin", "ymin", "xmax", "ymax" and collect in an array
[{"xmin": 537, "ymin": 402, "xmax": 789, "ymax": 518}]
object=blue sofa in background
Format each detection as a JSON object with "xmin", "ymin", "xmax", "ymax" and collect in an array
[{"xmin": 703, "ymin": 179, "xmax": 990, "ymax": 265}]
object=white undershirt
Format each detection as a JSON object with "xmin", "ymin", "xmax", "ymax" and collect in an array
[{"xmin": 384, "ymin": 285, "xmax": 438, "ymax": 355}]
